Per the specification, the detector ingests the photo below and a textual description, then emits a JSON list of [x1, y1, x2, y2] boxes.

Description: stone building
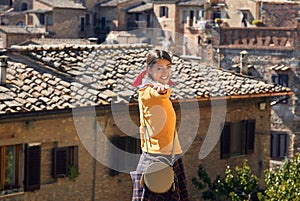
[[218, 48, 300, 168], [94, 0, 150, 42], [209, 1, 300, 166], [0, 43, 291, 200], [0, 0, 89, 48]]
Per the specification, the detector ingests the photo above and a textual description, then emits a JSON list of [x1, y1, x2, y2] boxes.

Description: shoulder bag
[[140, 109, 177, 194]]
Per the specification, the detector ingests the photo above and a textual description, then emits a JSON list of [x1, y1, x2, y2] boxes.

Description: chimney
[[239, 50, 248, 75], [0, 55, 8, 85]]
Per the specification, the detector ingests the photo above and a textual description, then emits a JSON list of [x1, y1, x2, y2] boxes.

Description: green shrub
[[252, 19, 263, 25], [68, 165, 80, 182], [192, 160, 263, 201], [263, 153, 300, 200]]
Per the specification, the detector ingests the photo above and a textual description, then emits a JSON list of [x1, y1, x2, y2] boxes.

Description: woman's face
[[147, 59, 172, 85]]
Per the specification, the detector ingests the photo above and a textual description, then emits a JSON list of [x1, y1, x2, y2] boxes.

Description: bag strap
[[141, 105, 176, 166]]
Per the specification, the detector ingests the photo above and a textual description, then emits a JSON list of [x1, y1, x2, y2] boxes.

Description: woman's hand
[[153, 85, 168, 95]]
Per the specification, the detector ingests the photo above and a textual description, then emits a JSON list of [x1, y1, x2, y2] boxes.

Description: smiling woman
[[130, 49, 189, 201], [147, 59, 172, 86]]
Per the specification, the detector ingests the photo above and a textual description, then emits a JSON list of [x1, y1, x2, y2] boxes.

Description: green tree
[[192, 160, 262, 201], [192, 165, 225, 200], [263, 152, 300, 201], [224, 160, 262, 201]]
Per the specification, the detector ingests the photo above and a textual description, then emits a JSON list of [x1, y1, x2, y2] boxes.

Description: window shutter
[[279, 134, 287, 158], [165, 7, 169, 18], [221, 123, 230, 159], [53, 147, 68, 178], [271, 133, 278, 158], [246, 119, 255, 154], [159, 6, 163, 17], [271, 74, 278, 84], [24, 144, 41, 191]]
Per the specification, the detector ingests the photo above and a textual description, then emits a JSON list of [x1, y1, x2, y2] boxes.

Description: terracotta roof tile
[[0, 44, 292, 115], [36, 0, 85, 9]]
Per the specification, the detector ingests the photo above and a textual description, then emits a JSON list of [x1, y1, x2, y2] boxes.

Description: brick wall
[[262, 2, 299, 28], [0, 97, 270, 200], [49, 8, 86, 38]]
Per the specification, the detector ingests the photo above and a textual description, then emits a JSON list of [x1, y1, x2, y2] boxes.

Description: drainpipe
[[92, 116, 97, 201], [0, 55, 8, 85]]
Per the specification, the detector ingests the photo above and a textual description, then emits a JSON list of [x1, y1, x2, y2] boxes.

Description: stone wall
[[47, 9, 86, 38], [13, 0, 33, 12], [223, 0, 258, 27], [262, 2, 299, 28], [220, 50, 299, 157]]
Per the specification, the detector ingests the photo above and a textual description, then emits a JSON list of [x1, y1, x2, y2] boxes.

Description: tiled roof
[[20, 38, 92, 46], [0, 43, 291, 115], [97, 0, 132, 7], [178, 0, 206, 6], [36, 0, 85, 9], [26, 9, 52, 14], [0, 26, 45, 34], [127, 3, 153, 13], [269, 64, 290, 71]]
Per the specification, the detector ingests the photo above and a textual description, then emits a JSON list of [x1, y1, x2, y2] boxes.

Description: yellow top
[[138, 86, 182, 155]]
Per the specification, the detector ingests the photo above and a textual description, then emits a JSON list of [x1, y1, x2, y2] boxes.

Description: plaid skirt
[[130, 152, 189, 201]]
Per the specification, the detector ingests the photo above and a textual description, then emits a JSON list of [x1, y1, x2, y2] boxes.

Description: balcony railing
[[216, 27, 297, 50]]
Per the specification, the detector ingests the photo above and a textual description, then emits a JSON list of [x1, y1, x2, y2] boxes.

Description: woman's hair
[[146, 49, 172, 68]]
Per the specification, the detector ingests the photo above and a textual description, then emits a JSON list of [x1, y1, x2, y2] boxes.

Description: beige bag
[[141, 161, 175, 193], [140, 107, 177, 193]]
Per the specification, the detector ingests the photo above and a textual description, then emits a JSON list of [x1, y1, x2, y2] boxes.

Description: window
[[17, 21, 25, 26], [93, 13, 97, 26], [272, 74, 288, 87], [39, 14, 45, 25], [183, 10, 188, 23], [53, 146, 78, 178], [221, 120, 255, 159], [272, 74, 289, 104], [80, 17, 85, 32], [46, 14, 53, 25], [21, 3, 28, 11], [86, 14, 90, 25], [101, 17, 106, 29], [159, 6, 169, 18], [0, 145, 22, 191], [213, 9, 221, 20], [196, 9, 204, 22], [27, 15, 33, 25], [271, 133, 288, 159], [24, 143, 41, 191], [189, 10, 194, 26], [110, 136, 141, 176]]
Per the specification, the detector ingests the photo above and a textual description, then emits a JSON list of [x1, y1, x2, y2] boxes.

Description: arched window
[[17, 21, 25, 26], [21, 3, 28, 11]]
